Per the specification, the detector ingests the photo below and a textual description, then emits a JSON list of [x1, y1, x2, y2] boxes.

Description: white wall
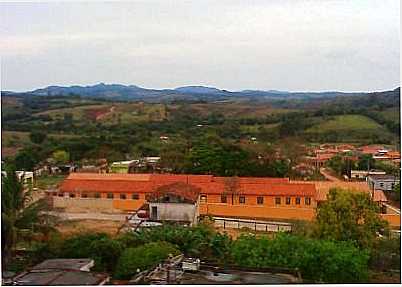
[[149, 202, 198, 224]]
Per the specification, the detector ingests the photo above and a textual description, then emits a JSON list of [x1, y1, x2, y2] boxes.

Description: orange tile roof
[[149, 182, 201, 203], [60, 173, 316, 197]]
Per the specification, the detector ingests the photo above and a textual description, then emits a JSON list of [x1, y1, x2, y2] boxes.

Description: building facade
[[54, 173, 317, 221], [367, 175, 400, 191]]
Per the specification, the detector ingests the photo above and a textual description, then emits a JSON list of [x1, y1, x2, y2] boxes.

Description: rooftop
[[368, 175, 399, 181], [12, 259, 108, 286], [60, 173, 316, 197], [31, 259, 94, 271]]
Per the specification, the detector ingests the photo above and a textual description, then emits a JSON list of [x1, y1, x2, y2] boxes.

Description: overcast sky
[[0, 0, 400, 92]]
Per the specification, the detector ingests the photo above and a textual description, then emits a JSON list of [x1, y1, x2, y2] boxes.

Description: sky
[[0, 0, 400, 92]]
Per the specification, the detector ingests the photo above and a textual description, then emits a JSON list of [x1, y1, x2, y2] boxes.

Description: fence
[[212, 217, 292, 232]]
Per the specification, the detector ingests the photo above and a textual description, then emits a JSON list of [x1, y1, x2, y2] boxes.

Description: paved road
[[319, 168, 341, 182]]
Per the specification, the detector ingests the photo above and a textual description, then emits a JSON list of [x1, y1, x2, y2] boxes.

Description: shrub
[[114, 241, 180, 280], [231, 233, 369, 283], [88, 237, 124, 272]]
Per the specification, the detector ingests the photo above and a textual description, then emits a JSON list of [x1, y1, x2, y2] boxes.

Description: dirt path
[[319, 168, 341, 182]]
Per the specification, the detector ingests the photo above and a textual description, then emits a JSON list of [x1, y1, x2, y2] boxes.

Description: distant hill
[[2, 83, 400, 103]]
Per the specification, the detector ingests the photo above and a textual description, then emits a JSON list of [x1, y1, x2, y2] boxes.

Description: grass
[[2, 131, 81, 148], [35, 175, 67, 189], [305, 115, 393, 143], [307, 115, 383, 132], [239, 123, 280, 133], [378, 107, 400, 123]]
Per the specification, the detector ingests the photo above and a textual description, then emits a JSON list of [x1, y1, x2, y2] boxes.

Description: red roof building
[[56, 173, 317, 221]]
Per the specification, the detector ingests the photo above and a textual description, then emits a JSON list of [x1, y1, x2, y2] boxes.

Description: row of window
[[57, 192, 140, 200], [57, 192, 311, 205], [200, 195, 311, 206]]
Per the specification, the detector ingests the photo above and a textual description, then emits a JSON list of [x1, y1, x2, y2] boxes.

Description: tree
[[15, 149, 39, 171], [231, 233, 369, 283], [114, 242, 180, 279], [357, 154, 374, 171], [52, 150, 70, 165], [2, 166, 57, 266], [29, 132, 47, 144], [314, 188, 388, 249], [223, 176, 242, 205]]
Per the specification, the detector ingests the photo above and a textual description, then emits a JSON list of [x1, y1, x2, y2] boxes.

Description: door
[[151, 206, 158, 220]]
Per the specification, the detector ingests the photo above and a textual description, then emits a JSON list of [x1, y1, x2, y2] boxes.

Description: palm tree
[[2, 166, 58, 267]]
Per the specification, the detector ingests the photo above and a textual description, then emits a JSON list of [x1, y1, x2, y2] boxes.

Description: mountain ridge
[[2, 83, 400, 103]]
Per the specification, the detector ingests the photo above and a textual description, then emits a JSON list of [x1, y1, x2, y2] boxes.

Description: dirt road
[[319, 168, 341, 182]]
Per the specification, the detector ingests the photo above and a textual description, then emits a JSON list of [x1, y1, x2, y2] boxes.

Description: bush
[[88, 237, 124, 272], [59, 232, 109, 259], [114, 241, 180, 280], [231, 233, 369, 283]]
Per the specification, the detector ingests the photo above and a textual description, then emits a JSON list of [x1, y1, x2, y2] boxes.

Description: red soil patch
[[85, 107, 111, 121]]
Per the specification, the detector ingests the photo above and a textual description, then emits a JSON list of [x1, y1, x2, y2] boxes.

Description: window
[[94, 192, 101, 198], [69, 193, 75, 198], [239, 196, 245, 204], [221, 195, 227, 203], [257, 196, 264, 205], [132, 193, 140, 200], [286, 197, 291, 205], [81, 193, 88, 198], [58, 193, 64, 197], [120, 194, 127, 200], [107, 193, 114, 199], [275, 197, 281, 205], [296, 197, 301, 205], [200, 195, 207, 203], [305, 197, 311, 205]]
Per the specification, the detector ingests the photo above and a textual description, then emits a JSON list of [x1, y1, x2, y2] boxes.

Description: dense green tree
[[231, 233, 369, 283], [114, 242, 180, 279], [52, 150, 70, 165], [2, 166, 56, 266], [29, 131, 47, 144], [15, 149, 39, 171], [314, 188, 388, 249]]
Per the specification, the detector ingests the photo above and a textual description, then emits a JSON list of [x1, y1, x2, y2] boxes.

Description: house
[[2, 171, 34, 187], [367, 175, 400, 192], [147, 182, 200, 225], [54, 173, 317, 221], [350, 170, 386, 180], [110, 160, 139, 174], [12, 259, 109, 285]]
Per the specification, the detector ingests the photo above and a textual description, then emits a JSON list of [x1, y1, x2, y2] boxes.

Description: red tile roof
[[149, 182, 201, 203], [60, 173, 316, 198]]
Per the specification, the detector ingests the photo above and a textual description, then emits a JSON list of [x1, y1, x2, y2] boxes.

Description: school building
[[53, 173, 317, 222]]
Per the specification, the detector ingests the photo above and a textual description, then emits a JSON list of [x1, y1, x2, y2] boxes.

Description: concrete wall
[[380, 214, 401, 228], [52, 197, 119, 213], [199, 203, 315, 221], [149, 202, 198, 224]]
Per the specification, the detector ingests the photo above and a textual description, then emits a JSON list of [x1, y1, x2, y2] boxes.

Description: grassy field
[[178, 102, 295, 119], [307, 115, 384, 132], [33, 104, 111, 121], [378, 107, 400, 123], [239, 123, 280, 133], [305, 115, 393, 143], [35, 175, 67, 189]]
